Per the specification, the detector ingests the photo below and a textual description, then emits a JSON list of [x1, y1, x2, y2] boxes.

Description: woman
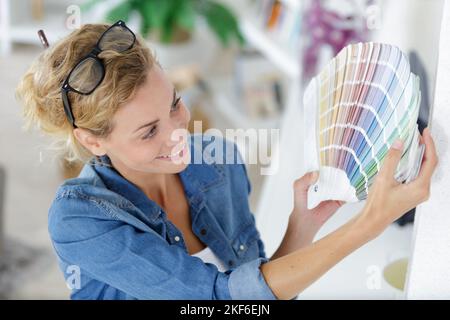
[[16, 21, 437, 300]]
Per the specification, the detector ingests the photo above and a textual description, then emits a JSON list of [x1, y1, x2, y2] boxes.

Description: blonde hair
[[16, 23, 157, 164]]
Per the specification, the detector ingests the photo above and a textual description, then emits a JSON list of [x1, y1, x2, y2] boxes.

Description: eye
[[142, 126, 157, 140], [171, 96, 182, 112]]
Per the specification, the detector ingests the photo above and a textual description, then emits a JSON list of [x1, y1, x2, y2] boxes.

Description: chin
[[153, 146, 191, 174], [165, 162, 189, 174]]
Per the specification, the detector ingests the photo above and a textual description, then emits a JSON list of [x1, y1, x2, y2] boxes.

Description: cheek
[[116, 139, 161, 166], [180, 103, 191, 124], [186, 107, 191, 122], [138, 141, 164, 163]]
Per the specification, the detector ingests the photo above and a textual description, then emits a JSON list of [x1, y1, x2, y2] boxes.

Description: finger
[[378, 139, 404, 182], [411, 127, 438, 185], [314, 200, 341, 220], [294, 171, 319, 192], [336, 200, 345, 207], [317, 200, 340, 210]]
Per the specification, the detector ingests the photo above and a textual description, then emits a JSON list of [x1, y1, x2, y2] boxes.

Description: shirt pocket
[[231, 221, 261, 264]]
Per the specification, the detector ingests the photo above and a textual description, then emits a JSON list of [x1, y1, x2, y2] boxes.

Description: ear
[[73, 128, 107, 156]]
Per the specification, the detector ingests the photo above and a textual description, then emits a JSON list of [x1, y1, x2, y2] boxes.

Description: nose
[[162, 101, 190, 148], [164, 120, 187, 148]]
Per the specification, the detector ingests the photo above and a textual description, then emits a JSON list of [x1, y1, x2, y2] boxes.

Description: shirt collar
[[90, 138, 225, 219]]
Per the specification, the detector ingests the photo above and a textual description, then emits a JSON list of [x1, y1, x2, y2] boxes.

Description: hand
[[290, 171, 345, 245], [359, 127, 438, 239]]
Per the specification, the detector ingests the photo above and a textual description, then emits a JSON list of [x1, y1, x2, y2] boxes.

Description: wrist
[[288, 211, 316, 246], [353, 205, 385, 242]]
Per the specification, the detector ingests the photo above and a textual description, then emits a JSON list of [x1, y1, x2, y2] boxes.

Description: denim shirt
[[48, 135, 277, 300]]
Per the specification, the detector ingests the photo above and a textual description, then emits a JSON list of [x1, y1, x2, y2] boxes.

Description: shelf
[[9, 13, 70, 45], [212, 92, 280, 130], [280, 0, 302, 11], [239, 19, 300, 79], [208, 77, 280, 130], [1, 0, 89, 52]]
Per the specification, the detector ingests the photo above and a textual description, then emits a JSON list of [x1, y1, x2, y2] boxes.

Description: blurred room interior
[[0, 0, 446, 299]]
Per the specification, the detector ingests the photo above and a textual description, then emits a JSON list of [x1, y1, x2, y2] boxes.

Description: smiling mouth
[[155, 143, 187, 161]]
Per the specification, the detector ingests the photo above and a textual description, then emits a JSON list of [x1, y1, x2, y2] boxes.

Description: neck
[[108, 157, 174, 207]]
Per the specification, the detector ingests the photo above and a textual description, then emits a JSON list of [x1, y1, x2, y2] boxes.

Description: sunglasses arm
[[61, 87, 78, 128]]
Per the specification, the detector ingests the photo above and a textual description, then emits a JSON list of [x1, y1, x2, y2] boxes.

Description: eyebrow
[[133, 87, 177, 134]]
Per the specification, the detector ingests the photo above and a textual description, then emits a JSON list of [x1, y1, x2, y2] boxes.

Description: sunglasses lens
[[98, 25, 135, 52], [68, 57, 104, 94]]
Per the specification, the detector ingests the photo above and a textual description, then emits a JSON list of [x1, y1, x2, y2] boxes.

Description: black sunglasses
[[61, 20, 136, 128]]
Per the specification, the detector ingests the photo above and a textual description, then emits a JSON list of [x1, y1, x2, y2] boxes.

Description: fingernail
[[311, 171, 319, 182], [392, 139, 403, 150]]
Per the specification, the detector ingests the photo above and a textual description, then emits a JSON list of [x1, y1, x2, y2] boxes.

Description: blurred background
[[0, 0, 444, 299]]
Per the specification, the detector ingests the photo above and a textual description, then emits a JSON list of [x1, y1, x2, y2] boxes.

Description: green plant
[[82, 0, 244, 46]]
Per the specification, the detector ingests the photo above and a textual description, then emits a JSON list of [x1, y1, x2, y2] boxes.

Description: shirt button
[[174, 236, 180, 242], [200, 228, 207, 236], [228, 260, 234, 267], [239, 244, 245, 251]]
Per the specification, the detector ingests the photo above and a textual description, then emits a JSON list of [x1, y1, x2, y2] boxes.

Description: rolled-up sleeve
[[49, 195, 277, 300], [228, 257, 276, 299]]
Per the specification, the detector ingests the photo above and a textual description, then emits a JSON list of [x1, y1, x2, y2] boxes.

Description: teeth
[[157, 143, 185, 159]]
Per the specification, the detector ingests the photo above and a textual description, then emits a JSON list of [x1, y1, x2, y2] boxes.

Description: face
[[95, 66, 191, 174]]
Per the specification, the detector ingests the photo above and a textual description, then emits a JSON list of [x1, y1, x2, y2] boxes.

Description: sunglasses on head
[[59, 20, 136, 128]]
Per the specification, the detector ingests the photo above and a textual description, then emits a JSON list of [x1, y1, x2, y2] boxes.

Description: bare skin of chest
[[147, 174, 206, 255]]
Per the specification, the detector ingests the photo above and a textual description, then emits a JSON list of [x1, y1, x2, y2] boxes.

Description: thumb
[[294, 171, 319, 193], [379, 139, 403, 181]]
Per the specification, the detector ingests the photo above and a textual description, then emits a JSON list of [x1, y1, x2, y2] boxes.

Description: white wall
[[405, 0, 450, 299], [255, 0, 447, 298], [372, 0, 444, 107]]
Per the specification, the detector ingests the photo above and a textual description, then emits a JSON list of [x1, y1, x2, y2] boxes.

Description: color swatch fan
[[303, 42, 425, 209]]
